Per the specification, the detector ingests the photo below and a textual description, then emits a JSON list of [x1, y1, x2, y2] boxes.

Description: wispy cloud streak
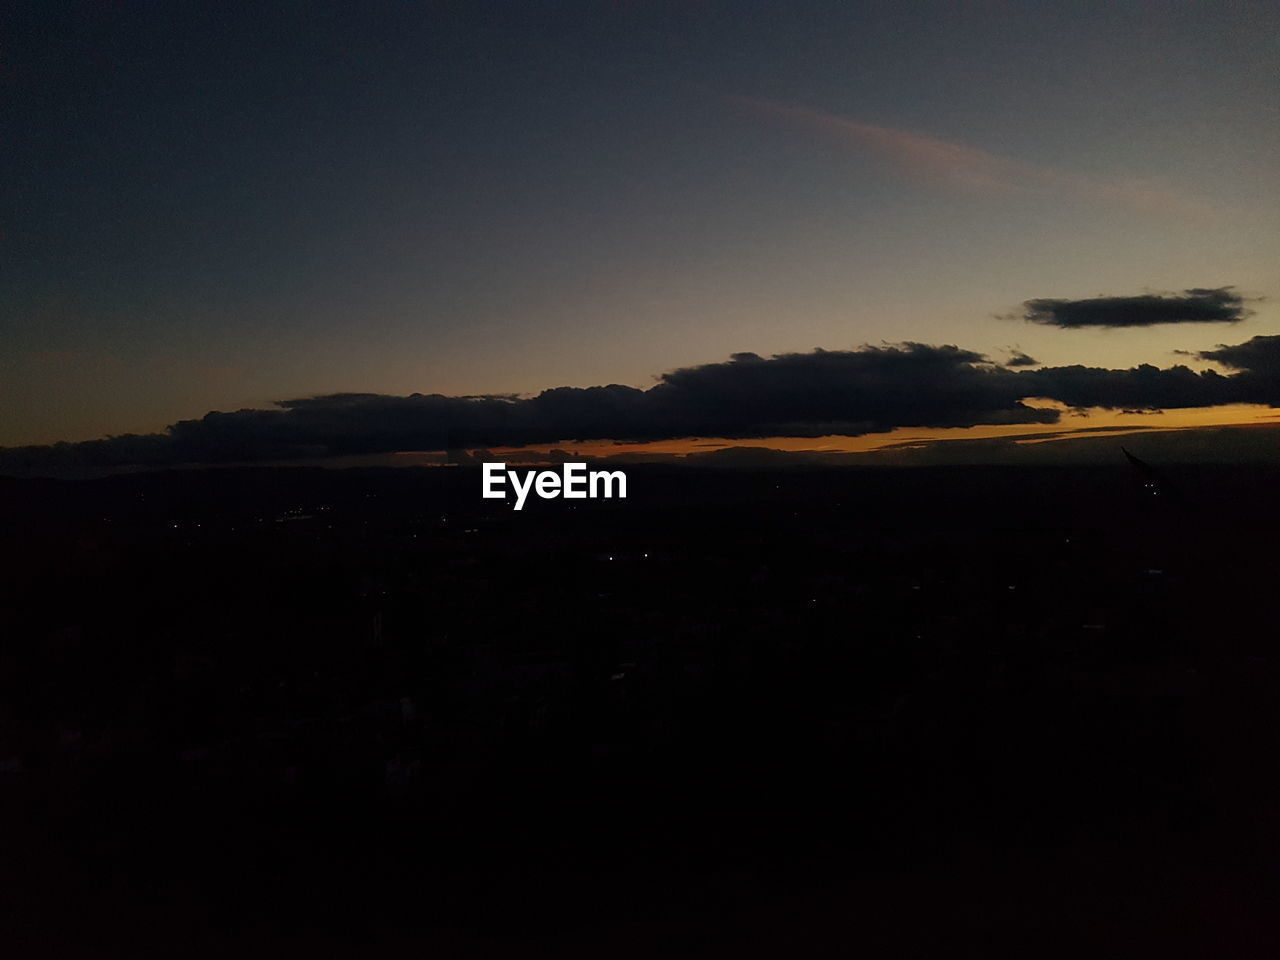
[[734, 96, 1222, 219]]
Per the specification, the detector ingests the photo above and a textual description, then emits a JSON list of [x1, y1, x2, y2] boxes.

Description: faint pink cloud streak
[[735, 96, 1221, 220]]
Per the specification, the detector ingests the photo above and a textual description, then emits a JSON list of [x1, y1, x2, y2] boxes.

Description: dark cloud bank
[[3, 335, 1279, 475], [1020, 287, 1252, 328]]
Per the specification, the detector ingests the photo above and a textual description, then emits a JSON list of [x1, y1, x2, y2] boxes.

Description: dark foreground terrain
[[1, 461, 1277, 956]]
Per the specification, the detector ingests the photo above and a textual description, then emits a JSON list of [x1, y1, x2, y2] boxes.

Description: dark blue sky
[[4, 0, 1277, 445]]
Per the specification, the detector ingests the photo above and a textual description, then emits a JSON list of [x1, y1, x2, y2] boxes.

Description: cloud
[[1198, 334, 1280, 371], [1019, 363, 1235, 410], [733, 97, 1223, 219], [1017, 334, 1280, 412], [649, 343, 1056, 435], [3, 334, 1279, 475], [1020, 287, 1252, 328], [0, 343, 1047, 474], [1006, 350, 1039, 367]]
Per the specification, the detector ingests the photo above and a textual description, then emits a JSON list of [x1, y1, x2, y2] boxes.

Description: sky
[[3, 0, 1278, 466]]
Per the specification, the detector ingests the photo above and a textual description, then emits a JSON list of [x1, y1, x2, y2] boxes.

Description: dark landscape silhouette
[[2, 459, 1277, 955]]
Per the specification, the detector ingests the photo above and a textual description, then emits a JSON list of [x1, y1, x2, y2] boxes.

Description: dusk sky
[[4, 0, 1278, 461]]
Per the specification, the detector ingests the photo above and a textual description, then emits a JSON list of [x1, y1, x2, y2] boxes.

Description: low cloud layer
[[1198, 334, 1280, 371], [3, 335, 1278, 475], [1021, 287, 1251, 328]]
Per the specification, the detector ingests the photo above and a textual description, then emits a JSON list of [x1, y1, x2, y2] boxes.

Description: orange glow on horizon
[[474, 403, 1274, 459]]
